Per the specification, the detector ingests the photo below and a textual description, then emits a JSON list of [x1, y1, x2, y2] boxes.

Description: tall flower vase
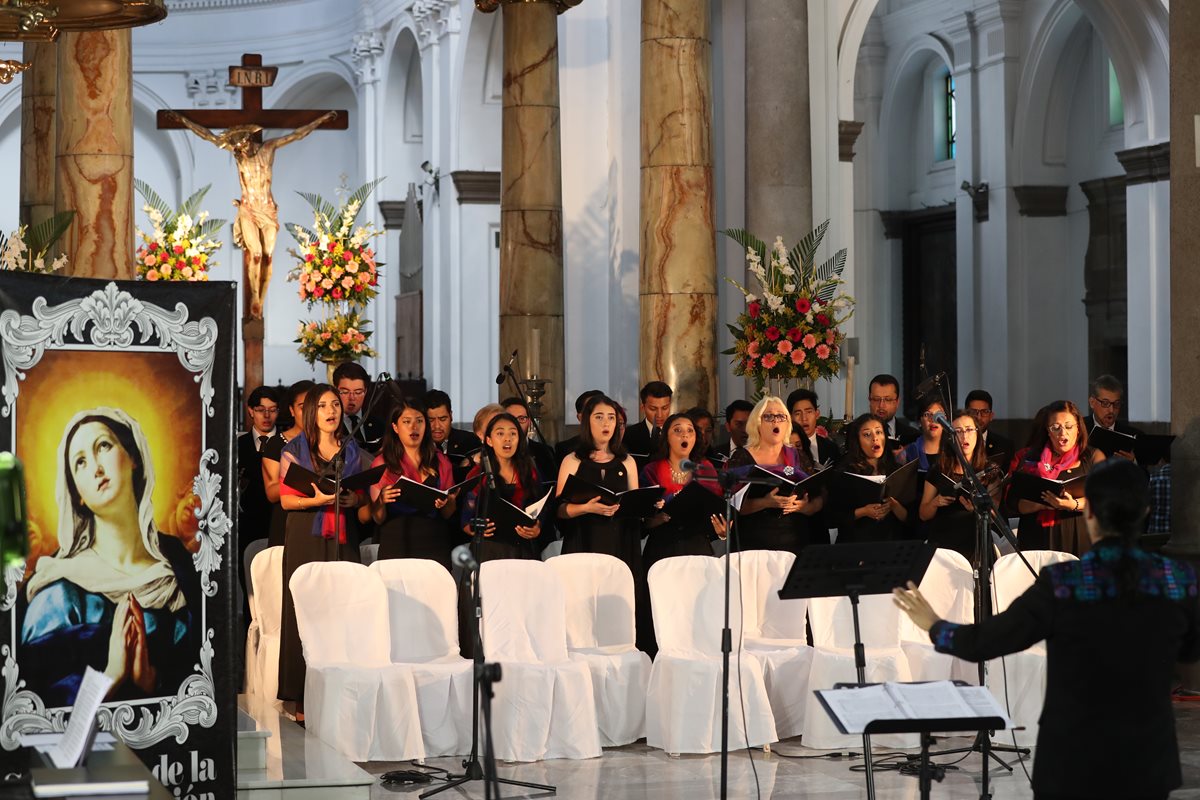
[[323, 360, 344, 384], [769, 376, 814, 399]]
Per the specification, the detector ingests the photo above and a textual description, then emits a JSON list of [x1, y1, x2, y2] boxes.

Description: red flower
[[748, 301, 761, 319], [332, 288, 343, 299], [313, 287, 325, 298], [795, 297, 812, 314], [173, 245, 184, 255], [787, 327, 801, 342], [765, 326, 781, 341], [305, 253, 315, 262], [816, 313, 830, 326], [761, 353, 779, 369]]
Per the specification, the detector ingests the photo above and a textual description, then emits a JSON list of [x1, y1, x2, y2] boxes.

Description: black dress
[[726, 447, 816, 555], [828, 465, 906, 543], [1014, 451, 1095, 556], [928, 540, 1200, 799], [377, 472, 454, 569], [921, 468, 977, 560], [260, 433, 290, 548]]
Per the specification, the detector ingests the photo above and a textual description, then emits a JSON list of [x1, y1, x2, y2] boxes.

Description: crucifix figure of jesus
[[166, 109, 335, 319]]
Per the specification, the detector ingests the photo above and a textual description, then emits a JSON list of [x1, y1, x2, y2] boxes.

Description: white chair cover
[[479, 560, 602, 761], [900, 548, 977, 684], [360, 542, 381, 566], [242, 538, 270, 696], [289, 562, 425, 762], [370, 559, 474, 756], [734, 550, 814, 739], [987, 549, 1078, 746], [804, 592, 915, 749], [645, 556, 777, 754], [546, 553, 651, 746], [248, 546, 284, 703]]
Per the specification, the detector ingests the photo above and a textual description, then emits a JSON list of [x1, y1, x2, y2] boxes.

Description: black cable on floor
[[731, 525, 762, 800]]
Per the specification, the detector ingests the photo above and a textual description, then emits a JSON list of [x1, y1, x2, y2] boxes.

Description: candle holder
[[524, 375, 552, 438]]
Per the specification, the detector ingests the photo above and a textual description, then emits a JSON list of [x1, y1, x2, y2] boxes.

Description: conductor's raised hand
[[892, 581, 941, 632]]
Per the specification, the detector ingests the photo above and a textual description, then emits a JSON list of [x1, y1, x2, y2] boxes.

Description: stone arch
[[0, 82, 22, 228]]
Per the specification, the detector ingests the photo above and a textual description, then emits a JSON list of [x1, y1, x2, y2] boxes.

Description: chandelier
[[0, 0, 167, 41]]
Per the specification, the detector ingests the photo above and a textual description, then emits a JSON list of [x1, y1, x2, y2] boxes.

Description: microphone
[[0, 452, 29, 570], [932, 412, 955, 431], [680, 458, 703, 472], [495, 350, 518, 385], [915, 371, 946, 399], [451, 543, 478, 570], [479, 444, 497, 489]]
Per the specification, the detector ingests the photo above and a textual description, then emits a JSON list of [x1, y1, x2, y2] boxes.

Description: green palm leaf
[[721, 228, 767, 266], [296, 191, 338, 223], [345, 178, 385, 220], [197, 218, 228, 239], [287, 223, 317, 245], [134, 179, 175, 223], [26, 210, 75, 256], [179, 184, 212, 220], [787, 219, 830, 276]]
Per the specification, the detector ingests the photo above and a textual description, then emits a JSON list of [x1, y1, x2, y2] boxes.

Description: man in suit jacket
[[424, 388, 482, 460], [622, 380, 673, 465], [895, 459, 1200, 800], [786, 387, 842, 467], [868, 373, 919, 446], [714, 399, 754, 461], [334, 361, 386, 453], [965, 388, 1014, 467], [237, 385, 278, 630], [1085, 375, 1143, 462]]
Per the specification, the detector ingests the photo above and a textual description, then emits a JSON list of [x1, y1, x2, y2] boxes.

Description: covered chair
[[899, 548, 977, 683], [645, 556, 777, 754], [988, 550, 1078, 747], [546, 553, 651, 746], [247, 546, 284, 703], [734, 550, 814, 739], [478, 559, 602, 761], [289, 562, 425, 761], [370, 558, 474, 756], [804, 592, 915, 749]]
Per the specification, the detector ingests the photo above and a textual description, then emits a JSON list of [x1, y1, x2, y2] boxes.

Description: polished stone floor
[[359, 702, 1200, 799]]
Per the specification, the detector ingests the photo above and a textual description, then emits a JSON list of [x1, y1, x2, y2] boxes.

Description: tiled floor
[[358, 703, 1200, 799]]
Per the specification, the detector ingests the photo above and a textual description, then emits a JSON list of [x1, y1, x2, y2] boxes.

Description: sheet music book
[[1007, 470, 1086, 506], [815, 681, 1013, 735], [394, 474, 482, 512], [1088, 426, 1137, 458], [487, 488, 553, 543], [744, 464, 834, 501], [282, 463, 386, 497], [560, 473, 665, 519], [659, 480, 726, 526], [931, 470, 967, 499], [845, 460, 920, 506], [1135, 434, 1175, 465]]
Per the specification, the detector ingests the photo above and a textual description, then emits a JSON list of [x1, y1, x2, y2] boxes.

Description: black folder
[[843, 460, 920, 506], [1007, 470, 1086, 506], [487, 489, 553, 542], [931, 470, 967, 499], [745, 464, 834, 500], [660, 480, 727, 526], [1135, 433, 1175, 465], [1088, 426, 1137, 458], [282, 463, 386, 497], [394, 474, 482, 513], [560, 473, 665, 519]]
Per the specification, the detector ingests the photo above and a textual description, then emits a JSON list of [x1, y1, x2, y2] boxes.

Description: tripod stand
[[421, 453, 555, 799]]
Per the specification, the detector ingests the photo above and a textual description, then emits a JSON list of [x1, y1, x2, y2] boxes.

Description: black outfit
[[982, 429, 1014, 466], [260, 433, 290, 547], [1014, 449, 1096, 556], [1083, 414, 1143, 438], [343, 412, 386, 454], [828, 463, 907, 543], [237, 431, 273, 632], [622, 420, 662, 464], [921, 468, 977, 560], [928, 539, 1200, 800], [879, 416, 920, 445], [528, 439, 558, 491], [377, 473, 454, 569], [437, 428, 482, 483], [554, 435, 581, 466], [726, 447, 816, 556]]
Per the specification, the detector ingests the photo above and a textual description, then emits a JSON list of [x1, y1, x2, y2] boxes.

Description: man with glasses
[[868, 373, 919, 447], [333, 362, 384, 453], [1085, 375, 1141, 461], [964, 388, 1013, 466], [237, 385, 278, 631]]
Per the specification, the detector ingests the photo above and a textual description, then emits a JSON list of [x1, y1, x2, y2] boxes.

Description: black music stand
[[779, 541, 936, 800], [816, 683, 1005, 800]]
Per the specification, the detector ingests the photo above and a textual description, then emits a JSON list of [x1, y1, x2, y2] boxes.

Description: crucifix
[[157, 53, 348, 393]]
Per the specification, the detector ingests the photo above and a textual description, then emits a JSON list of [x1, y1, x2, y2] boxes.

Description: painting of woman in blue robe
[[20, 407, 200, 707]]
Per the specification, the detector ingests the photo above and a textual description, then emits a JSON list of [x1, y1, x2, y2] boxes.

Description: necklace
[[669, 463, 692, 484]]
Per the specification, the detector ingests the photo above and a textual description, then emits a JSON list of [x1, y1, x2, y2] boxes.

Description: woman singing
[[261, 380, 314, 547], [459, 412, 549, 563], [902, 397, 946, 472], [277, 384, 368, 710], [725, 396, 823, 554], [918, 409, 1001, 560], [1011, 400, 1104, 555], [369, 398, 457, 569], [896, 459, 1199, 800], [22, 408, 199, 706], [829, 414, 909, 543]]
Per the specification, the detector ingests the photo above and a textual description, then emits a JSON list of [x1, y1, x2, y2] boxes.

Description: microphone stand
[[500, 362, 551, 447]]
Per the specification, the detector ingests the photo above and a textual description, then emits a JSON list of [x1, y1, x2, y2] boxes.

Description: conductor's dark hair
[[247, 385, 280, 408], [1089, 374, 1124, 398], [868, 374, 901, 395], [964, 389, 994, 409], [724, 399, 754, 421], [424, 389, 453, 413], [574, 394, 629, 460], [640, 381, 673, 403], [574, 389, 604, 415], [786, 388, 819, 412], [1086, 458, 1151, 597], [332, 362, 370, 386]]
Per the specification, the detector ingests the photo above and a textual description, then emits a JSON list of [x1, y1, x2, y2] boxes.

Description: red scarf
[[1027, 444, 1080, 527]]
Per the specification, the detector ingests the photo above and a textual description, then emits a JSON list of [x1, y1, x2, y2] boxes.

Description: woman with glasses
[[1011, 400, 1105, 555], [724, 395, 824, 554], [829, 414, 909, 543], [918, 410, 1001, 560], [902, 397, 946, 472]]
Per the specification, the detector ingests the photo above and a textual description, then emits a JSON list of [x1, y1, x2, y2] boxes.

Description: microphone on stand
[[915, 371, 947, 400], [495, 351, 518, 385], [451, 544, 479, 570]]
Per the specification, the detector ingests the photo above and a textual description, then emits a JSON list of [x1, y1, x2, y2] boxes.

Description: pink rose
[[747, 340, 760, 357], [341, 276, 354, 289], [143, 255, 156, 267], [816, 344, 831, 359], [145, 269, 160, 281], [321, 278, 334, 290], [761, 353, 778, 369], [776, 339, 793, 354], [341, 333, 353, 344], [802, 333, 817, 349], [790, 349, 806, 365]]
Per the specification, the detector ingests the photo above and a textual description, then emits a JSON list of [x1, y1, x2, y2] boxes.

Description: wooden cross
[[157, 54, 349, 397]]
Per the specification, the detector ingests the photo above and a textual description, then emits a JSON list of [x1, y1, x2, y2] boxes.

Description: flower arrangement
[[0, 211, 74, 273], [134, 181, 226, 282], [286, 178, 385, 367], [295, 310, 377, 366], [722, 219, 854, 393]]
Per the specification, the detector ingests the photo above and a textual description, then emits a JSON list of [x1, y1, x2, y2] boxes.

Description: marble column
[[1167, 3, 1200, 559], [640, 0, 717, 412], [55, 30, 134, 280], [489, 0, 567, 443], [20, 42, 56, 229], [744, 0, 811, 242]]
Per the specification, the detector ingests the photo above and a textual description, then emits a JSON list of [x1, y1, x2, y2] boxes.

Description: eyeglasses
[[953, 427, 977, 436], [1093, 398, 1121, 410], [251, 406, 278, 415], [338, 388, 367, 399], [921, 412, 942, 421], [512, 414, 530, 424], [1048, 423, 1077, 434], [761, 413, 789, 423], [869, 396, 897, 404]]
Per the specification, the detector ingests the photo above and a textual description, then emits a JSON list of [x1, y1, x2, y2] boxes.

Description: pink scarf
[[1034, 444, 1079, 526]]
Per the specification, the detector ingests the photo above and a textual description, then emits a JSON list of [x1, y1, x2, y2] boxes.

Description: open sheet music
[[815, 681, 1013, 735]]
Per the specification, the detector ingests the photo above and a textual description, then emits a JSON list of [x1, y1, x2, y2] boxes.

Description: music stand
[[779, 541, 936, 800]]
